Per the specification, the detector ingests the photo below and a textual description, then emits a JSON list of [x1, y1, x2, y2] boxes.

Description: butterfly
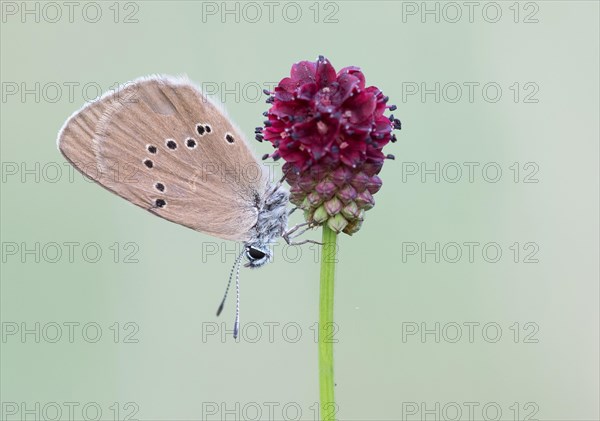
[[57, 75, 316, 337]]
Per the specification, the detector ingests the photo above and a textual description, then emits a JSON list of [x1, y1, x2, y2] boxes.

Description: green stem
[[319, 225, 337, 421]]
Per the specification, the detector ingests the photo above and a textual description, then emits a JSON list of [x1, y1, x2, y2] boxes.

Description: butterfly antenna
[[216, 250, 244, 317], [234, 257, 242, 339]]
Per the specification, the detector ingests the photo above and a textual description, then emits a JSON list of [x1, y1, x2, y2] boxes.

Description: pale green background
[[1, 1, 598, 420]]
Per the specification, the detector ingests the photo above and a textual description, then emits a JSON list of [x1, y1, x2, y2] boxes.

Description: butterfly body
[[245, 184, 290, 267]]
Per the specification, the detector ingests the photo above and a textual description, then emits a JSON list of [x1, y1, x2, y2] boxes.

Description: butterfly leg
[[266, 171, 290, 199], [284, 221, 310, 237], [288, 206, 299, 216], [285, 238, 323, 246], [286, 227, 312, 241], [283, 222, 323, 246]]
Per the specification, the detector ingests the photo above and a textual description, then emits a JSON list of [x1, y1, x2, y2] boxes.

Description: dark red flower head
[[257, 56, 400, 234]]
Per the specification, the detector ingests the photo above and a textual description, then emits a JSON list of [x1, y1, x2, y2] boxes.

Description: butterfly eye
[[246, 247, 266, 260]]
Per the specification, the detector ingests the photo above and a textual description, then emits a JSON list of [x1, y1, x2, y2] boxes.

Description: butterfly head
[[244, 244, 271, 268]]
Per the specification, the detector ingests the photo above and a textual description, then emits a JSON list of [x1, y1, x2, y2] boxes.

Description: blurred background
[[1, 1, 598, 420]]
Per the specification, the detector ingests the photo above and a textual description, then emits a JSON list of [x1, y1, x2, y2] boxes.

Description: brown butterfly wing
[[57, 75, 267, 242]]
